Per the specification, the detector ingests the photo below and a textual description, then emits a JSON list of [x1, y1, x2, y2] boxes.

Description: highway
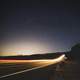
[[0, 54, 65, 80]]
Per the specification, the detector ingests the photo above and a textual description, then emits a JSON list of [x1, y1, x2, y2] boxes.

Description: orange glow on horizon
[[1, 40, 55, 56]]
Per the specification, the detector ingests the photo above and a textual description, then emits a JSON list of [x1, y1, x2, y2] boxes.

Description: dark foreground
[[0, 62, 57, 80], [0, 61, 80, 80]]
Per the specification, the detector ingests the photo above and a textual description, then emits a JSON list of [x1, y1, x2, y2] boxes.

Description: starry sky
[[0, 0, 80, 56]]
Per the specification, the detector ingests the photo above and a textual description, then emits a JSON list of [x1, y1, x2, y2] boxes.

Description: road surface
[[0, 54, 65, 80]]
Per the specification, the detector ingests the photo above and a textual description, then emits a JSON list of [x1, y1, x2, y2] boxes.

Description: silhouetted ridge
[[0, 52, 64, 60]]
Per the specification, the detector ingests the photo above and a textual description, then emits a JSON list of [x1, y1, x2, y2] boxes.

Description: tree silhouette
[[70, 43, 80, 61]]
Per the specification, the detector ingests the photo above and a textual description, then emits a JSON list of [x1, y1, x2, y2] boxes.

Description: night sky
[[0, 0, 80, 56]]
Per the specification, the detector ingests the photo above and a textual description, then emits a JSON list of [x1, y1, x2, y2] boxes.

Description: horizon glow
[[1, 40, 56, 56]]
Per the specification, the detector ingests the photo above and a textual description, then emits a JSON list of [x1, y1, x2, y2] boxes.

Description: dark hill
[[70, 43, 80, 61], [0, 52, 64, 60]]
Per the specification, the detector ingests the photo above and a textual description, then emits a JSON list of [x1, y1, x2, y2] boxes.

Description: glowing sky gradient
[[1, 40, 55, 56], [0, 1, 80, 56]]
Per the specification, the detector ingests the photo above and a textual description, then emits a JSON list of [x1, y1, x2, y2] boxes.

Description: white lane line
[[0, 63, 53, 79]]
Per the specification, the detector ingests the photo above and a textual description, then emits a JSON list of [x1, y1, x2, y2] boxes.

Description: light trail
[[0, 54, 66, 63], [0, 54, 66, 79]]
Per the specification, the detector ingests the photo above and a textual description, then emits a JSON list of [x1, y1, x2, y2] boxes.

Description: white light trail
[[0, 54, 66, 79]]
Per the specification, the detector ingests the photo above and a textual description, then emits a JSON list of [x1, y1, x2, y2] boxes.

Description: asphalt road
[[0, 55, 80, 80], [0, 62, 59, 80], [0, 61, 80, 80]]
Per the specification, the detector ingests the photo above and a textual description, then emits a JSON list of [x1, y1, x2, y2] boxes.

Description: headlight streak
[[0, 54, 66, 64], [0, 54, 66, 79]]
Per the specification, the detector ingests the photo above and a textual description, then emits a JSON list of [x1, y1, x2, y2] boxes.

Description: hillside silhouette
[[70, 43, 80, 61], [0, 52, 64, 60]]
